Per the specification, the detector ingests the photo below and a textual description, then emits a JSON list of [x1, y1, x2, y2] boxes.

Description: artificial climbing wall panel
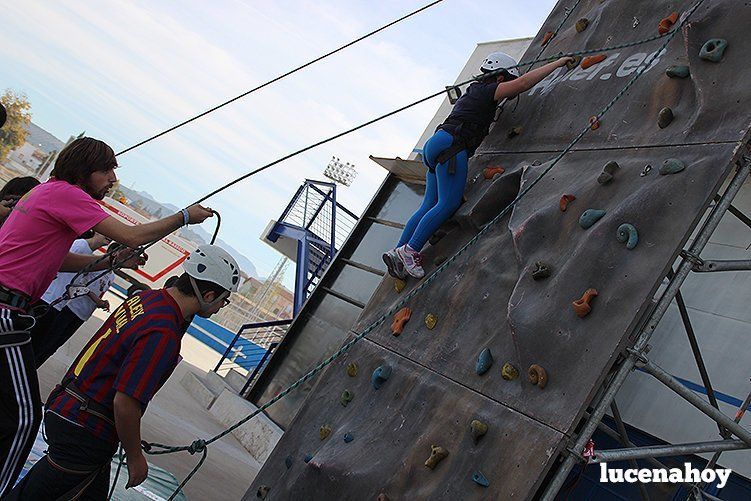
[[248, 0, 751, 498]]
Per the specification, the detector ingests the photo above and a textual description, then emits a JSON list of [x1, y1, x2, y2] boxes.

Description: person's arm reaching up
[[494, 57, 574, 101]]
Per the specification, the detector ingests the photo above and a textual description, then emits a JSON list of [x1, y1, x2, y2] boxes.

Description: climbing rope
[[527, 0, 584, 70], [114, 0, 445, 157], [135, 5, 706, 499]]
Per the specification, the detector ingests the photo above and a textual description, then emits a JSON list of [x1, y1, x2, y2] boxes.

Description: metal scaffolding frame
[[541, 153, 751, 501]]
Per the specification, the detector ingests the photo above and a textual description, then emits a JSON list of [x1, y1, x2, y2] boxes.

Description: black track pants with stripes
[[0, 308, 42, 498]]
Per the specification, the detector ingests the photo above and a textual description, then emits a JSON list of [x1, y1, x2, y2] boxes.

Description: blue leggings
[[397, 129, 468, 251]]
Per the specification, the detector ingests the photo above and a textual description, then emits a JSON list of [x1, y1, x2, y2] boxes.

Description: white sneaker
[[395, 244, 425, 279], [382, 248, 406, 279]]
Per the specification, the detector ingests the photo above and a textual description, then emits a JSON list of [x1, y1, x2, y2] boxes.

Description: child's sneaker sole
[[382, 251, 407, 279]]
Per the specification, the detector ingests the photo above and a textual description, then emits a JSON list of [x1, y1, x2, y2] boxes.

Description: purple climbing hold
[[472, 471, 490, 487]]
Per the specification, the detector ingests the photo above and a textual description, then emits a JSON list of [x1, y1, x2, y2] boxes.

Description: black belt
[[0, 285, 29, 311], [49, 380, 115, 426]]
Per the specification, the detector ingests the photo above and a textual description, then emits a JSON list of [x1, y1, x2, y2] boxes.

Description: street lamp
[[323, 156, 357, 187]]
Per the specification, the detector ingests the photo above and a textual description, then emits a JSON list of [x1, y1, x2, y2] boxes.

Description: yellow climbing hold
[[346, 363, 358, 377], [501, 363, 519, 381], [394, 279, 406, 293], [320, 424, 332, 440], [425, 314, 437, 330]]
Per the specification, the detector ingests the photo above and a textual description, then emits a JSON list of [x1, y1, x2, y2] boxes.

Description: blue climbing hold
[[616, 224, 639, 250], [579, 209, 606, 229], [472, 471, 490, 487], [371, 365, 392, 390], [476, 348, 493, 375], [304, 453, 313, 463], [344, 432, 354, 443], [285, 455, 293, 468], [699, 38, 728, 62]]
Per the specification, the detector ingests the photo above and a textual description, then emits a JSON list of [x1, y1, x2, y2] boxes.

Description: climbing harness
[[109, 2, 708, 496], [46, 376, 115, 426], [434, 119, 488, 174]]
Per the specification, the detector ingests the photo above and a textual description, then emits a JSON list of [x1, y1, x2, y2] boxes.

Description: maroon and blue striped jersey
[[48, 289, 188, 442]]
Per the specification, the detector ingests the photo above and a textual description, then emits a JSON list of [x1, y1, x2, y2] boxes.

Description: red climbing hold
[[541, 31, 554, 47], [583, 439, 596, 461], [573, 288, 598, 318], [581, 54, 607, 70], [589, 116, 600, 130], [391, 307, 412, 336], [658, 12, 679, 35], [483, 167, 505, 180], [559, 194, 576, 212]]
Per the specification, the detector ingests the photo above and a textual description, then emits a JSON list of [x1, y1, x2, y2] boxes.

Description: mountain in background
[[117, 186, 259, 279]]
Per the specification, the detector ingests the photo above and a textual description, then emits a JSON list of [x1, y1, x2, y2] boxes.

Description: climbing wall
[[248, 1, 751, 499]]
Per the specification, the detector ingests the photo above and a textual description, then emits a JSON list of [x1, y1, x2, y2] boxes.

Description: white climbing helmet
[[480, 51, 520, 78], [183, 245, 240, 310]]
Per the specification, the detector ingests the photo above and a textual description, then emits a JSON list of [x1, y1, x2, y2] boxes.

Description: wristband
[[180, 208, 190, 226]]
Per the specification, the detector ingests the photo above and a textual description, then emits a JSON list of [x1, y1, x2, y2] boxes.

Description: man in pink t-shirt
[[0, 137, 214, 495]]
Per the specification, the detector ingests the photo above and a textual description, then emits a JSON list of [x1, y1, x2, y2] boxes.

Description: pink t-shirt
[[0, 178, 109, 300]]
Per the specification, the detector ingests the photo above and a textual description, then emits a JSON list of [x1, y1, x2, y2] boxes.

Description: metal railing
[[212, 319, 292, 394]]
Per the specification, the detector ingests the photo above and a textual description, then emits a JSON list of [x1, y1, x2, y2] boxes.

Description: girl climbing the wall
[[382, 52, 574, 279]]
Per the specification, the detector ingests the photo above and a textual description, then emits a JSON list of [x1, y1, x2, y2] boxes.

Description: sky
[[1, 0, 556, 285]]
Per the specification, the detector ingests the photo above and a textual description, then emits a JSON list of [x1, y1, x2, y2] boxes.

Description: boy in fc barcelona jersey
[[10, 245, 240, 500]]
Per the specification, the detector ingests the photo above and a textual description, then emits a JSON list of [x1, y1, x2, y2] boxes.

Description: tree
[[0, 89, 32, 163]]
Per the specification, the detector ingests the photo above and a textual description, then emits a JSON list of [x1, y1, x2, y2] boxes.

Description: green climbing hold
[[472, 472, 490, 487], [346, 363, 358, 377], [470, 419, 488, 444], [343, 432, 354, 443], [597, 161, 619, 185], [666, 65, 690, 79], [320, 424, 332, 440], [476, 348, 493, 375], [501, 362, 519, 381], [616, 223, 639, 250], [257, 486, 270, 499], [566, 55, 582, 70], [579, 209, 606, 229], [575, 18, 589, 33], [371, 365, 392, 389], [425, 314, 437, 330], [699, 39, 728, 62], [660, 158, 686, 175], [340, 389, 354, 407], [658, 107, 674, 129]]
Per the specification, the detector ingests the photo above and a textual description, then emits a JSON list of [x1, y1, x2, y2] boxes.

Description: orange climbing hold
[[573, 288, 598, 318], [581, 54, 607, 70], [589, 116, 600, 130], [391, 307, 412, 336], [658, 12, 679, 35], [483, 167, 505, 180], [541, 31, 554, 47], [559, 194, 576, 212]]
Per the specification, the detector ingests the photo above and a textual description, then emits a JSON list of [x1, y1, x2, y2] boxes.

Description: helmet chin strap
[[188, 276, 230, 313]]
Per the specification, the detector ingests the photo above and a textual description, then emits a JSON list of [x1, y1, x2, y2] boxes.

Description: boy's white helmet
[[183, 244, 240, 292]]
